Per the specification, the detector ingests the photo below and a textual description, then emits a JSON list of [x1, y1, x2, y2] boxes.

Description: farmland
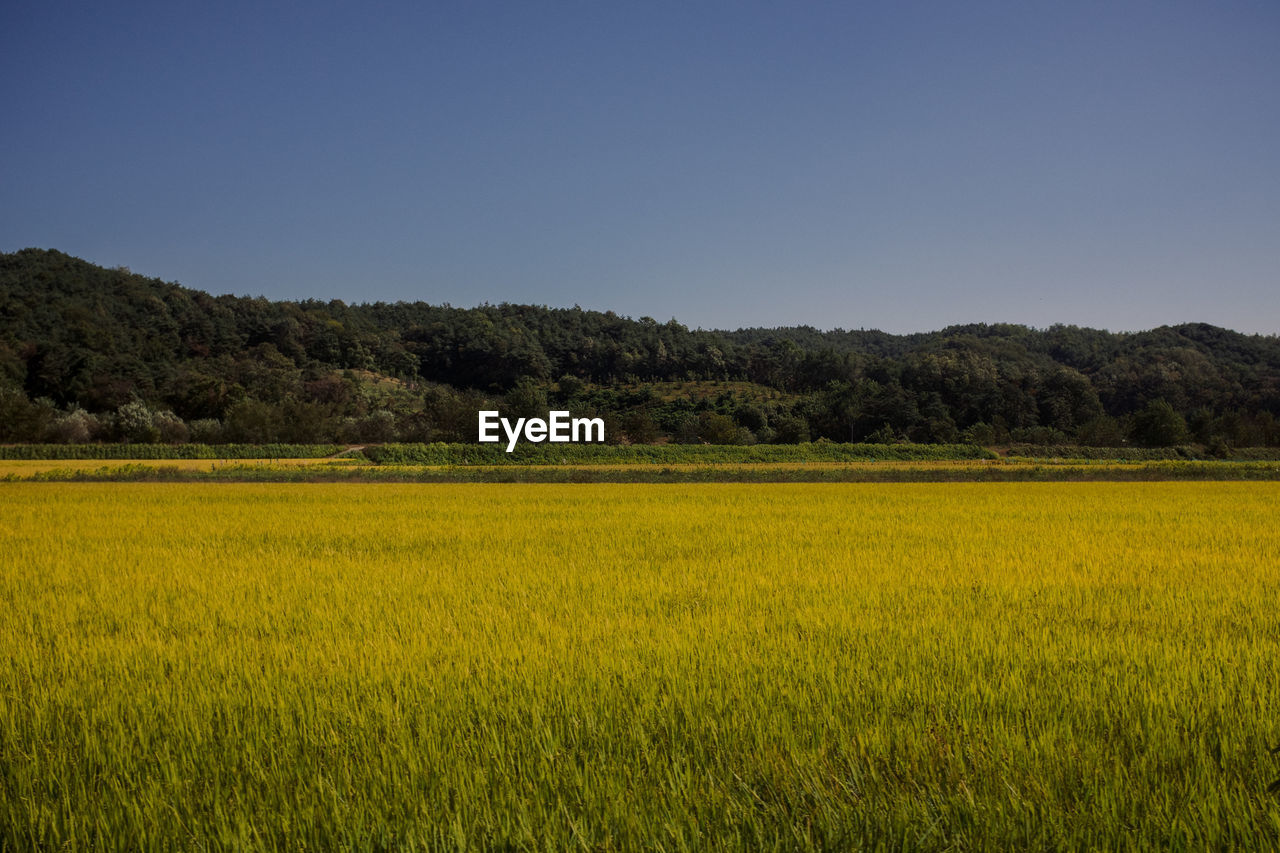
[[5, 455, 1280, 484], [3, 482, 1279, 849]]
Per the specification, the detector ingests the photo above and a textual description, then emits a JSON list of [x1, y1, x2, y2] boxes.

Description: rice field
[[2, 482, 1279, 850]]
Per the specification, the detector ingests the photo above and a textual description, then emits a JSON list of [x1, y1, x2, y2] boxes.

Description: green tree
[[771, 415, 809, 444], [620, 410, 660, 444], [1129, 399, 1189, 447], [113, 401, 159, 443], [223, 399, 281, 443], [1076, 415, 1125, 447]]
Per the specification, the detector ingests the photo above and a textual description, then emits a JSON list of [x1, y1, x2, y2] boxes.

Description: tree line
[[2, 248, 1278, 448]]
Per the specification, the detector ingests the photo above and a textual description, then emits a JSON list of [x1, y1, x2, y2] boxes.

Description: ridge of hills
[[1, 247, 1278, 447]]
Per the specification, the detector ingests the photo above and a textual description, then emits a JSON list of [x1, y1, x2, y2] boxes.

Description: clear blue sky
[[3, 1, 1277, 334]]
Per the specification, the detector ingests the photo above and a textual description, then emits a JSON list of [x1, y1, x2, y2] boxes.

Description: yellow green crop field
[[2, 482, 1279, 850]]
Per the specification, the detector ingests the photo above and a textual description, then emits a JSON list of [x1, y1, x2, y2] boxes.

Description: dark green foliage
[[1130, 399, 1190, 447], [3, 249, 1279, 447]]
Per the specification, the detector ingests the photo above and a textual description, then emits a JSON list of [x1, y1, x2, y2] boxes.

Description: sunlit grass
[[2, 483, 1278, 849]]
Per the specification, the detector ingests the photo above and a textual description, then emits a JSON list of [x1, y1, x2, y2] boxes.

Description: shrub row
[[0, 444, 344, 460], [12, 460, 1280, 483], [1001, 444, 1280, 462], [362, 442, 998, 465]]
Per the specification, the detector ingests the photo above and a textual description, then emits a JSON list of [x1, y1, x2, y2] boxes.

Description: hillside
[[2, 248, 1278, 447]]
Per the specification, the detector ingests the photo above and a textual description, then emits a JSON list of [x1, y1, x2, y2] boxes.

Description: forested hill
[[2, 247, 1278, 447]]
